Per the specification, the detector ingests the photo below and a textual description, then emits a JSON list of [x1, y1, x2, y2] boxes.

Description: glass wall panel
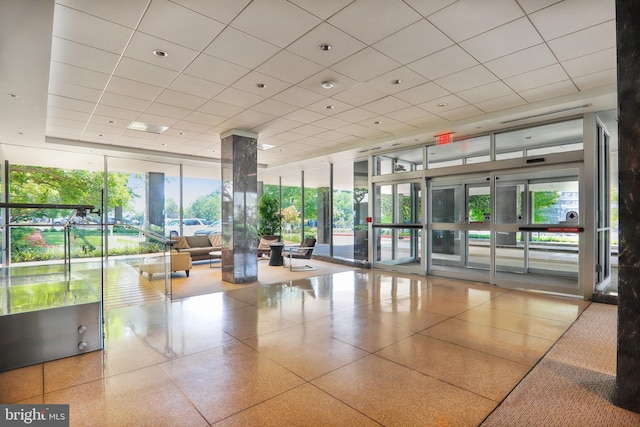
[[352, 160, 369, 261], [373, 147, 423, 175], [428, 136, 490, 169], [181, 165, 221, 236], [281, 173, 302, 245], [495, 119, 583, 159], [304, 166, 329, 256], [333, 160, 355, 261], [376, 184, 394, 224]]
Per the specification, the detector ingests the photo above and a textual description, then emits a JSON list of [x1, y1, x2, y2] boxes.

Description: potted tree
[[257, 193, 282, 259]]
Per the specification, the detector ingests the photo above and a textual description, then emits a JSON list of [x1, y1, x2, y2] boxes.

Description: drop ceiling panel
[[168, 74, 225, 99], [328, 0, 422, 45], [365, 67, 427, 95], [182, 111, 226, 126], [137, 0, 226, 51], [394, 82, 450, 105], [305, 98, 354, 115], [198, 100, 244, 118], [251, 99, 299, 117], [547, 21, 616, 61], [257, 50, 324, 85], [402, 0, 457, 17], [373, 19, 454, 64], [485, 44, 557, 79], [230, 0, 321, 48], [460, 18, 543, 63], [436, 105, 484, 121], [184, 54, 251, 86], [172, 0, 252, 25], [51, 38, 120, 74], [435, 65, 498, 94], [563, 48, 617, 79], [100, 92, 150, 111], [212, 87, 264, 109], [106, 76, 163, 101], [271, 86, 325, 108], [475, 93, 527, 113], [93, 104, 140, 121], [573, 69, 616, 91], [204, 26, 280, 69], [154, 90, 207, 111], [288, 0, 354, 20], [504, 64, 571, 92], [231, 71, 292, 97], [529, 0, 615, 40], [457, 81, 516, 104], [386, 106, 431, 122], [312, 116, 353, 130], [144, 102, 191, 120], [114, 57, 178, 87], [53, 5, 132, 54], [362, 96, 411, 115], [49, 62, 110, 91], [516, 0, 562, 14], [48, 107, 91, 122], [333, 108, 378, 123], [331, 85, 385, 107], [408, 45, 479, 80], [48, 81, 101, 103], [331, 47, 401, 83], [428, 0, 524, 42], [124, 32, 200, 72], [286, 23, 367, 68], [518, 80, 577, 103]]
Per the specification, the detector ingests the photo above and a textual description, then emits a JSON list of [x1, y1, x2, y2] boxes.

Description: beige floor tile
[[486, 290, 590, 322], [219, 305, 303, 339], [422, 317, 555, 366], [213, 383, 380, 426], [44, 365, 207, 427], [161, 341, 305, 424], [100, 329, 164, 377], [0, 364, 43, 403], [243, 325, 369, 380], [44, 351, 104, 394], [456, 304, 573, 340], [377, 334, 530, 401], [423, 282, 503, 306], [313, 354, 497, 426], [395, 291, 478, 316], [304, 311, 415, 353], [354, 299, 450, 332]]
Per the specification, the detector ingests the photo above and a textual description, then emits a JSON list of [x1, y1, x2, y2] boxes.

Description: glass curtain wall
[[333, 160, 356, 261], [303, 166, 329, 256], [280, 173, 302, 245]]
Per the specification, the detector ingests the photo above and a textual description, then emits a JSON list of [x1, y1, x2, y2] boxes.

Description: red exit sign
[[436, 132, 452, 145]]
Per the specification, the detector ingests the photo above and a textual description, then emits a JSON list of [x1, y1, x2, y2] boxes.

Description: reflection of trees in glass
[[333, 191, 353, 229], [165, 198, 179, 219], [353, 188, 367, 229]]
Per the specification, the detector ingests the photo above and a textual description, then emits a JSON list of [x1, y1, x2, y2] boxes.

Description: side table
[[268, 242, 284, 266]]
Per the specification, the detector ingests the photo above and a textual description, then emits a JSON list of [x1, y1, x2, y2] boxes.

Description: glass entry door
[[492, 166, 582, 294], [427, 165, 584, 295], [429, 175, 491, 282], [373, 181, 422, 274]]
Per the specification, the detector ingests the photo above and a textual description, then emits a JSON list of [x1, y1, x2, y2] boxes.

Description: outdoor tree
[[9, 165, 133, 221], [257, 192, 281, 236], [186, 192, 221, 220]]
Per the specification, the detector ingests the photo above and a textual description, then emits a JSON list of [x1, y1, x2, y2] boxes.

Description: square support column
[[615, 0, 640, 413], [221, 129, 258, 283]]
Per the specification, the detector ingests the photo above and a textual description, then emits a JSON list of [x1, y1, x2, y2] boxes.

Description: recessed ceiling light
[[326, 105, 335, 109], [318, 43, 331, 51], [374, 121, 381, 125], [97, 134, 104, 137], [17, 132, 23, 135], [391, 79, 402, 85], [525, 136, 533, 140], [8, 94, 17, 98], [128, 121, 168, 134], [321, 81, 335, 89], [437, 102, 447, 107], [256, 83, 266, 88], [161, 143, 167, 146], [107, 120, 115, 124], [178, 132, 185, 136], [152, 49, 168, 57]]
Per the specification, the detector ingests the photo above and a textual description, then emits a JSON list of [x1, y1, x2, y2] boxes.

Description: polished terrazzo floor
[[0, 270, 591, 426]]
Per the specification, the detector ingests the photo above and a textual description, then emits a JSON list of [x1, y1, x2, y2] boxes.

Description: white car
[[165, 218, 209, 238]]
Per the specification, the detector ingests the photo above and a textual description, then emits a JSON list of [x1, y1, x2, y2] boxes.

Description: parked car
[[194, 221, 221, 236], [165, 218, 210, 238]]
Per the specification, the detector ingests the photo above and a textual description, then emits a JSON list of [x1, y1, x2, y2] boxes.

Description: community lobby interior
[[3, 0, 640, 425]]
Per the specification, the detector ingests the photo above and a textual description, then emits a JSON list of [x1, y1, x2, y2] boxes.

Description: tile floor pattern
[[0, 271, 590, 426]]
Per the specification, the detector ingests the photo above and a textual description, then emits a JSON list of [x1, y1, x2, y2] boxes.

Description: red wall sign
[[436, 133, 452, 145]]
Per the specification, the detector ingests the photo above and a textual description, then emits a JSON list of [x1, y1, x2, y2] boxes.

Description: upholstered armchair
[[171, 250, 192, 277]]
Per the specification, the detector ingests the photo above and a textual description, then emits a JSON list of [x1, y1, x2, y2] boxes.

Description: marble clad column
[[220, 129, 258, 284], [614, 0, 640, 413]]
